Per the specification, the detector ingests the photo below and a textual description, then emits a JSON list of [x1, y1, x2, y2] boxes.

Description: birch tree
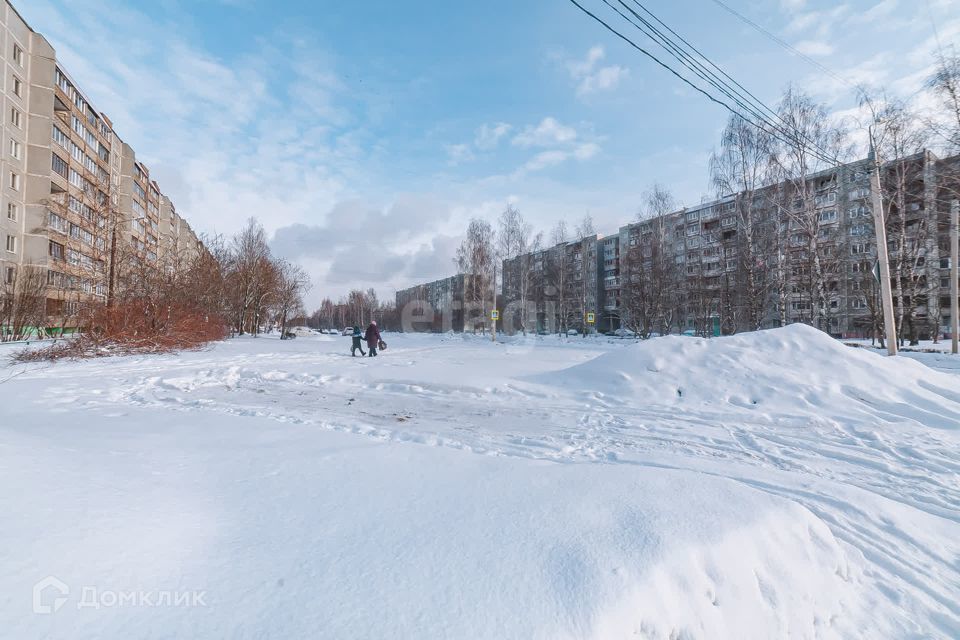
[[710, 114, 774, 331], [768, 86, 848, 332]]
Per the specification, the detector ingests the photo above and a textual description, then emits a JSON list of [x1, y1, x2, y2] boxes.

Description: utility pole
[[491, 261, 497, 342], [951, 199, 959, 355], [868, 125, 898, 356]]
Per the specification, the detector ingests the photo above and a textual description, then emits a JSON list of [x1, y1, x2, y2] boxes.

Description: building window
[[12, 76, 22, 98], [818, 209, 837, 223], [10, 107, 21, 128], [5, 234, 16, 253], [851, 243, 867, 255], [52, 125, 68, 148], [48, 210, 67, 233], [52, 153, 68, 178], [12, 44, 23, 67], [49, 240, 64, 260], [7, 202, 17, 221], [8, 172, 20, 191], [9, 140, 20, 160], [4, 265, 13, 284]]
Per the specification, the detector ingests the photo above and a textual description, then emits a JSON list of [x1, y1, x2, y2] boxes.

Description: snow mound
[[531, 324, 960, 429], [1, 422, 862, 640]]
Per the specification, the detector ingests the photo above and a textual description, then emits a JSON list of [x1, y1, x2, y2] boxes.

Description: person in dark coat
[[364, 321, 381, 357], [350, 325, 366, 357]]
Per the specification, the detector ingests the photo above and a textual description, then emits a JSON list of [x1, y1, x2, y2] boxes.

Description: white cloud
[[474, 122, 511, 150], [574, 142, 600, 160], [522, 150, 570, 172], [794, 40, 835, 57], [512, 117, 578, 148], [861, 0, 899, 22], [785, 5, 850, 39], [780, 0, 807, 12], [567, 45, 628, 96], [446, 144, 474, 165]]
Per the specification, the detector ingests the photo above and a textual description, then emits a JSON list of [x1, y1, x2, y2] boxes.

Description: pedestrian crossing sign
[[491, 310, 500, 320], [586, 312, 595, 324]]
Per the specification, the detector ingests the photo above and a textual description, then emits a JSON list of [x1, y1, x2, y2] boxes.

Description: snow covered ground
[[1, 325, 958, 639]]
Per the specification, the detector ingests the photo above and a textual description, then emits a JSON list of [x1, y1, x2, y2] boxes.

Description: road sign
[[872, 260, 881, 283], [586, 312, 595, 324], [491, 310, 499, 321]]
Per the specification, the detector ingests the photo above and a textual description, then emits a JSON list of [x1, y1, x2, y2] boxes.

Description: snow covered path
[[1, 326, 958, 638]]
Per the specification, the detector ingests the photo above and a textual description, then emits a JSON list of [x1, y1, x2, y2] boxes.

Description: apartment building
[[395, 273, 490, 332], [501, 233, 601, 334], [0, 0, 199, 330], [502, 150, 960, 340]]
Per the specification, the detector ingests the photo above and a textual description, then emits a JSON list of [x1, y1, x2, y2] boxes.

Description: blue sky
[[20, 0, 960, 306]]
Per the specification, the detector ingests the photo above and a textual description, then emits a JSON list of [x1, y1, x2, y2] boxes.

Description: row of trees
[[203, 219, 311, 339], [304, 289, 401, 333], [4, 213, 312, 357]]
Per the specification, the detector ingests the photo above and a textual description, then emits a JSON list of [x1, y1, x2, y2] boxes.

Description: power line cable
[[610, 0, 837, 163], [574, 0, 840, 165], [707, 0, 854, 89], [625, 0, 816, 144]]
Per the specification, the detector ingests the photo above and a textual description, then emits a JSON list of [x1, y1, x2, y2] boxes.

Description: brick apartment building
[[0, 0, 200, 331]]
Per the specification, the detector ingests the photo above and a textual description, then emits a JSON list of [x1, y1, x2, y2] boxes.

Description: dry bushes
[[13, 300, 228, 363]]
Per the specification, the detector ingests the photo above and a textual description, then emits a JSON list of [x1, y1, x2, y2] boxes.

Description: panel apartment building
[[503, 150, 960, 339], [0, 0, 200, 329], [395, 273, 493, 332], [501, 233, 600, 334]]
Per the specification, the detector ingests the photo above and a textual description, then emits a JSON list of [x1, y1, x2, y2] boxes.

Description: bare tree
[[767, 86, 849, 333], [861, 91, 932, 345], [497, 205, 537, 334], [572, 215, 596, 334], [927, 48, 960, 152], [0, 266, 47, 341], [227, 218, 275, 335], [710, 114, 774, 331], [622, 185, 677, 337], [546, 220, 572, 334], [273, 260, 311, 339], [456, 218, 495, 333]]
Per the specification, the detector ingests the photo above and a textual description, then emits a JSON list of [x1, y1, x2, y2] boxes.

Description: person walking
[[350, 325, 366, 357], [364, 320, 381, 357]]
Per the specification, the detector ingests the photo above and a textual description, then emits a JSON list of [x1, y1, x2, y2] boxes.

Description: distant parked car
[[566, 329, 579, 336], [341, 327, 353, 336]]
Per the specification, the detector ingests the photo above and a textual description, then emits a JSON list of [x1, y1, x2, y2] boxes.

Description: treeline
[[299, 289, 401, 332], [13, 217, 310, 360], [206, 218, 311, 339]]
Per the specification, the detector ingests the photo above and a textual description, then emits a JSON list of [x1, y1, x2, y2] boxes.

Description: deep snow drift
[[1, 325, 958, 639]]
